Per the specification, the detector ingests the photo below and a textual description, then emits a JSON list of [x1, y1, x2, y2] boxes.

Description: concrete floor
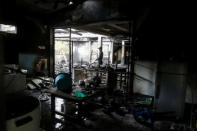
[[23, 89, 149, 131]]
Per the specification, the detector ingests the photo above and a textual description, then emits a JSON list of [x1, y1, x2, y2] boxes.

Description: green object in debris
[[135, 97, 152, 105], [74, 91, 87, 98]]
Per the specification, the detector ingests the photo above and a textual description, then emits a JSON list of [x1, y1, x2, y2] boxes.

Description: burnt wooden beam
[[78, 20, 129, 28], [107, 23, 129, 33]]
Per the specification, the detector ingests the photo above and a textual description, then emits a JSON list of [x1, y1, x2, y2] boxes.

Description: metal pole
[[129, 20, 136, 96], [126, 41, 130, 97], [108, 51, 110, 65], [69, 27, 72, 76], [71, 41, 73, 69], [111, 41, 114, 64], [89, 41, 91, 64], [51, 95, 55, 129], [121, 40, 125, 65], [50, 28, 55, 77]]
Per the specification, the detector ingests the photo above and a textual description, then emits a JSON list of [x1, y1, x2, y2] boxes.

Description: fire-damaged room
[[0, 1, 194, 131]]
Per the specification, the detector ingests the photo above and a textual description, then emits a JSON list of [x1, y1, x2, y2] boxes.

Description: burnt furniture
[[45, 87, 103, 127]]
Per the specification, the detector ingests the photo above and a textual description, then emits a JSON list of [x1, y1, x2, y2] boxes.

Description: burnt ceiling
[[0, 0, 190, 60], [16, 0, 86, 15], [74, 21, 131, 38], [1, 0, 186, 44], [1, 0, 145, 39]]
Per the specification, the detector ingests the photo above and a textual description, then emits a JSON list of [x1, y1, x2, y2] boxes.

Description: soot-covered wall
[[2, 17, 50, 64], [0, 0, 50, 64], [132, 6, 195, 108]]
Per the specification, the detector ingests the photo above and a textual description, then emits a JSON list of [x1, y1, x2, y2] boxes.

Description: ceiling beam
[[107, 24, 129, 32], [55, 29, 82, 35], [74, 20, 130, 28]]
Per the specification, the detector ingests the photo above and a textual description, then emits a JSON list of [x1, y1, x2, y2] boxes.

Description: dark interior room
[[0, 1, 194, 131]]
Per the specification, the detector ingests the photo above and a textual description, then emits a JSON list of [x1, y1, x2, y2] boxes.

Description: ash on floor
[[23, 89, 149, 131]]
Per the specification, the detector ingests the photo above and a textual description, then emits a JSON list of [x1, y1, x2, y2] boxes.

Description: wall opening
[[0, 24, 17, 34], [54, 28, 113, 75]]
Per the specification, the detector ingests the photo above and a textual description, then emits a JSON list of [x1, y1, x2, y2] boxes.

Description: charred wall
[[2, 18, 50, 64], [135, 6, 187, 61], [49, 0, 138, 27], [0, 0, 50, 67], [133, 6, 196, 106], [0, 5, 5, 129], [0, 34, 5, 131]]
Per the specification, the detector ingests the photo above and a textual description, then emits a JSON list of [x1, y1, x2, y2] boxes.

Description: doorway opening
[[54, 28, 113, 75]]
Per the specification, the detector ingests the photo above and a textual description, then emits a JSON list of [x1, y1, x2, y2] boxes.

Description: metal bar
[[134, 74, 153, 84], [55, 31, 82, 36], [51, 95, 55, 128], [113, 45, 132, 47], [126, 36, 130, 93], [126, 21, 133, 99], [108, 51, 110, 65], [116, 55, 118, 69], [135, 63, 155, 71], [55, 110, 65, 116], [120, 72, 122, 88], [76, 20, 129, 28], [54, 36, 70, 38], [129, 20, 136, 96], [108, 24, 129, 32], [55, 39, 113, 42], [71, 41, 73, 69], [54, 118, 64, 124], [89, 41, 91, 64], [50, 28, 55, 77], [69, 27, 72, 76]]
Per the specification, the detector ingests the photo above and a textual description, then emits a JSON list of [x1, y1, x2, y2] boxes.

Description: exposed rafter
[[107, 24, 129, 32]]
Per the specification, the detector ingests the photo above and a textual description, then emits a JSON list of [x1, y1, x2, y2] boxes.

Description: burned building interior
[[0, 1, 194, 131]]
